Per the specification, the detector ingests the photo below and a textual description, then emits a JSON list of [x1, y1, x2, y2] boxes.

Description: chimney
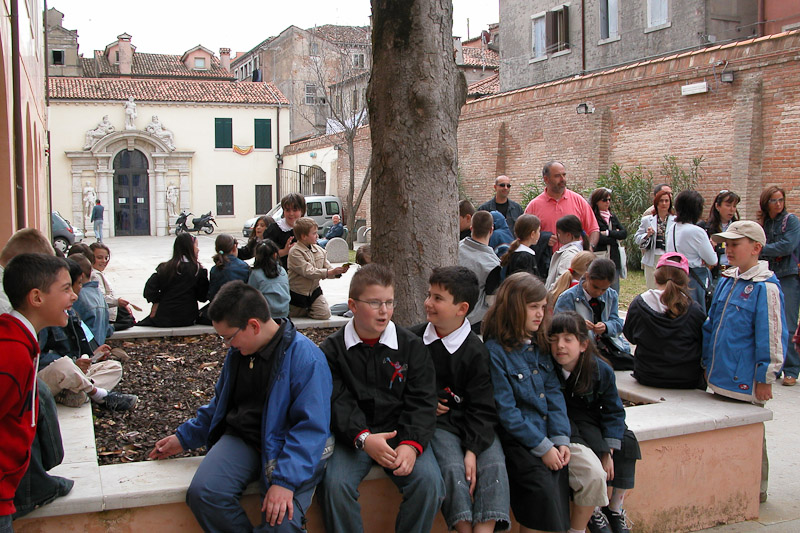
[[453, 36, 463, 65], [117, 33, 132, 75], [220, 48, 231, 73]]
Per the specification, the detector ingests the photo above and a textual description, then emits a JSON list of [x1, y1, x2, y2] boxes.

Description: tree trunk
[[369, 0, 467, 325]]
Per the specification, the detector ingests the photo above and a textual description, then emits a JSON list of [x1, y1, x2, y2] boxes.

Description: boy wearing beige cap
[[703, 220, 787, 501]]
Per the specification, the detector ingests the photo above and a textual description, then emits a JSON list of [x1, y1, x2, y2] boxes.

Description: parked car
[[242, 195, 343, 238], [51, 211, 84, 253]]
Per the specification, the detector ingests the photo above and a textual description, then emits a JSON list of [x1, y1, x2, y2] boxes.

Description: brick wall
[[285, 31, 800, 224]]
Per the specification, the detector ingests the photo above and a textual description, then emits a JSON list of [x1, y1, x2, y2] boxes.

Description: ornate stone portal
[[83, 116, 115, 150]]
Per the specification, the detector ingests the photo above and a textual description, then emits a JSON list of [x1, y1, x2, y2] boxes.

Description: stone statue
[[83, 182, 97, 219], [146, 115, 176, 151], [124, 97, 137, 130], [166, 184, 179, 216], [83, 115, 115, 150]]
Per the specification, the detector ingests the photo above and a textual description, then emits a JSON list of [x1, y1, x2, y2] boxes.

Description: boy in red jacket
[[0, 254, 76, 530]]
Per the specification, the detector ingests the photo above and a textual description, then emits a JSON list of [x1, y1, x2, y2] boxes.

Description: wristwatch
[[355, 431, 371, 450]]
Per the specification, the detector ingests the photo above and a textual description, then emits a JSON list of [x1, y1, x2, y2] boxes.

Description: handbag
[[595, 333, 635, 371], [618, 242, 628, 279]]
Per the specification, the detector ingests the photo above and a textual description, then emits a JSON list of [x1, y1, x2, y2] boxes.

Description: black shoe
[[101, 391, 138, 411], [602, 506, 632, 533], [588, 506, 613, 533]]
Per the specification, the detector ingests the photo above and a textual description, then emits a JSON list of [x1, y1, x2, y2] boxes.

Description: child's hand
[[557, 445, 570, 466], [93, 344, 112, 361], [601, 451, 615, 481], [363, 430, 398, 468], [592, 322, 607, 335], [436, 398, 450, 416], [548, 234, 558, 248], [755, 382, 773, 402], [464, 450, 477, 496], [541, 447, 563, 470], [280, 237, 295, 256], [585, 319, 596, 331], [75, 357, 91, 374], [391, 444, 417, 476]]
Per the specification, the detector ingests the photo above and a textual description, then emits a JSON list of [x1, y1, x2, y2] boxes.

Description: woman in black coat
[[590, 188, 628, 293]]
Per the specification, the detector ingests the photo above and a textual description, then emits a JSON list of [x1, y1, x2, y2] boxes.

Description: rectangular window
[[194, 57, 206, 69], [254, 119, 272, 149], [648, 0, 669, 27], [546, 5, 570, 54], [255, 185, 272, 214], [307, 202, 323, 217], [325, 201, 340, 216], [215, 118, 233, 149], [531, 14, 547, 58], [600, 0, 619, 40], [310, 42, 320, 56], [52, 50, 65, 65], [216, 185, 234, 216], [352, 53, 365, 68], [305, 84, 317, 105]]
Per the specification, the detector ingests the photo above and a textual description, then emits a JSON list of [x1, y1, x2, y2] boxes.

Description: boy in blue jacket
[[703, 221, 786, 502], [149, 281, 333, 532]]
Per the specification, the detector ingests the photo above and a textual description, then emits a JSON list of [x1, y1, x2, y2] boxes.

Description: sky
[[50, 1, 500, 56]]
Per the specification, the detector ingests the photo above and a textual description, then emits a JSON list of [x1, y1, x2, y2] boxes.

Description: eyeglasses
[[496, 183, 512, 189], [768, 198, 785, 205], [219, 328, 242, 346], [600, 197, 611, 202], [354, 299, 396, 310]]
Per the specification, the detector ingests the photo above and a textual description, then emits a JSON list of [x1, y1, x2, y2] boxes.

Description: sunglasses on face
[[496, 183, 512, 189]]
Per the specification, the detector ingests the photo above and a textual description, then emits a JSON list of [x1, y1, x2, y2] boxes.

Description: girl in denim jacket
[[484, 273, 571, 532]]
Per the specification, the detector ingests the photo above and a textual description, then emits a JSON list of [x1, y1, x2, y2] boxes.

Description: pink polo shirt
[[524, 188, 599, 251]]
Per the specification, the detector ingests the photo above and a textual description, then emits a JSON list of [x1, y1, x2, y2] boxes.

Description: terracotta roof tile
[[460, 47, 499, 68], [48, 77, 289, 105], [308, 25, 371, 45], [467, 72, 499, 97], [84, 51, 233, 80]]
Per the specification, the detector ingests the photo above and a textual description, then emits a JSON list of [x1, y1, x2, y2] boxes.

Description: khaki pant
[[289, 293, 331, 320], [38, 356, 122, 395], [568, 442, 610, 507]]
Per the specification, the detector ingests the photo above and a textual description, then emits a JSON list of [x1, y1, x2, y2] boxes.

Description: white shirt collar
[[277, 218, 292, 232], [516, 243, 536, 256], [10, 309, 37, 339], [421, 318, 471, 354], [344, 318, 399, 350], [561, 368, 572, 379], [563, 240, 584, 251]]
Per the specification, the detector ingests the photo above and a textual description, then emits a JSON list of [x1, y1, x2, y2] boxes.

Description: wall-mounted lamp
[[310, 151, 317, 158], [720, 71, 734, 83], [275, 153, 283, 165], [576, 103, 595, 114]]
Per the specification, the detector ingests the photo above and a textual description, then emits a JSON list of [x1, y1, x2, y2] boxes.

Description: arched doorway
[[113, 149, 150, 235]]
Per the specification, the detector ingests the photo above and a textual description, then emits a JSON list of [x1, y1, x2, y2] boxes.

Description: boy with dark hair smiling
[[0, 254, 76, 531], [319, 263, 443, 533], [409, 266, 510, 533], [149, 281, 332, 532]]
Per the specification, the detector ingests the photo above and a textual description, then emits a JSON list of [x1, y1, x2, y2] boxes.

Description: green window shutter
[[215, 118, 232, 149], [254, 119, 271, 149]]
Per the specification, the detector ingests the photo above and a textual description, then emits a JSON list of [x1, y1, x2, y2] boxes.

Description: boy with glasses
[[319, 264, 443, 533]]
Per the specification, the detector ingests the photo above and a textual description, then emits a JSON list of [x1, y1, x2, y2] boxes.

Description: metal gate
[[276, 166, 326, 198]]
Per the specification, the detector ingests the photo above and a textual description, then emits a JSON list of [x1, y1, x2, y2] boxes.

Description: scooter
[[175, 211, 216, 235]]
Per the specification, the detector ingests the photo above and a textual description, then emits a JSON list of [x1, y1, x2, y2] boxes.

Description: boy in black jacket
[[319, 264, 443, 533], [410, 266, 510, 532]]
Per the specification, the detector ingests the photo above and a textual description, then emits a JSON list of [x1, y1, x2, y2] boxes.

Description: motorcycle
[[175, 211, 216, 235]]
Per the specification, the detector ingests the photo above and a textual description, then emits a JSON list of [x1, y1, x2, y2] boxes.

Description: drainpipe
[[44, 0, 53, 232], [11, 0, 25, 229], [757, 0, 765, 37], [581, 0, 586, 73]]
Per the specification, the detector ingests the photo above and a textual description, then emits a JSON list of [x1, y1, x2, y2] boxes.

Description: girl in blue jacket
[[484, 272, 571, 532]]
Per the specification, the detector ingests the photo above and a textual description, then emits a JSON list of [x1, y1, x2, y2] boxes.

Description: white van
[[242, 195, 343, 237]]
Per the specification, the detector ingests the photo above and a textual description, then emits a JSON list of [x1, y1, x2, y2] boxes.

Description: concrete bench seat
[[17, 368, 771, 532], [111, 316, 349, 340]]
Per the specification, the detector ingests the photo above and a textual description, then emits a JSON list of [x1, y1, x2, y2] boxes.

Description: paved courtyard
[[90, 234, 800, 532]]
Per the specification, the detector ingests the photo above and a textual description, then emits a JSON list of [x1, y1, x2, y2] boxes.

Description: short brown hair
[[471, 211, 494, 239], [281, 193, 307, 215], [459, 200, 475, 218], [67, 243, 95, 264], [0, 228, 54, 265], [349, 263, 393, 300], [482, 272, 550, 351], [293, 217, 318, 239], [70, 254, 93, 278]]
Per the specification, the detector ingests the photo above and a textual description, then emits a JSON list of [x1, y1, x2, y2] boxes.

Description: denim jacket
[[552, 282, 630, 352], [762, 211, 800, 278], [486, 339, 570, 457]]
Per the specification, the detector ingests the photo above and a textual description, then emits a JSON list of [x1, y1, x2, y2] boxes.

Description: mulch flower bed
[[97, 328, 338, 465]]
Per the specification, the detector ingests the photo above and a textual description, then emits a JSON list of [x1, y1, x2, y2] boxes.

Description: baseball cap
[[656, 252, 689, 275], [711, 220, 766, 246]]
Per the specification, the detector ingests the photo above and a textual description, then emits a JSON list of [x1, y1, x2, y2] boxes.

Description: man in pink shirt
[[524, 161, 600, 251]]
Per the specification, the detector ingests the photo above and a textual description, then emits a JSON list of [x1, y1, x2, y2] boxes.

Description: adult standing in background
[[635, 189, 676, 289], [759, 186, 800, 386], [91, 199, 104, 243], [478, 175, 523, 236], [524, 161, 599, 252], [590, 187, 627, 293]]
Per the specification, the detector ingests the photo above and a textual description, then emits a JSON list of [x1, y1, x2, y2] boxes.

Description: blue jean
[[320, 441, 444, 533], [780, 274, 800, 378], [688, 267, 711, 314], [186, 434, 319, 533], [93, 220, 103, 242], [430, 428, 510, 530], [0, 515, 12, 533]]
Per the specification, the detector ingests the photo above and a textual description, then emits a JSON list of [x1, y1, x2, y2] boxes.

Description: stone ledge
[[111, 316, 349, 340]]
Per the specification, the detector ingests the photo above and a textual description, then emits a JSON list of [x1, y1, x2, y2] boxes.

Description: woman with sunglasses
[[590, 188, 627, 293], [699, 190, 740, 287], [759, 186, 800, 386]]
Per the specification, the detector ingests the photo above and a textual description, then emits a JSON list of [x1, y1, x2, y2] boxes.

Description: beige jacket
[[287, 242, 331, 295]]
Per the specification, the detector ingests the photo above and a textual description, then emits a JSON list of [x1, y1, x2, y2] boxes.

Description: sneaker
[[602, 506, 633, 533], [100, 391, 138, 411], [55, 389, 88, 408], [588, 507, 613, 533]]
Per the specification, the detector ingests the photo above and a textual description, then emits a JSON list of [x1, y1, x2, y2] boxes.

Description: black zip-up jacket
[[320, 323, 437, 452]]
